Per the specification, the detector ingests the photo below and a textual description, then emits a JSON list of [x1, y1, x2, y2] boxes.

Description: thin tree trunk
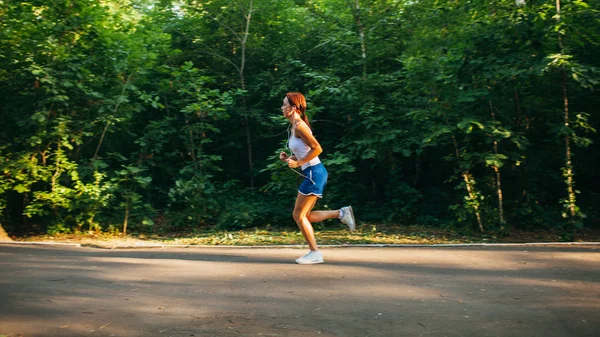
[[562, 69, 576, 217], [447, 117, 484, 232], [489, 101, 505, 226], [0, 223, 11, 241], [351, 0, 367, 78], [123, 199, 129, 235], [206, 1, 255, 187], [513, 87, 532, 207], [185, 117, 198, 170], [93, 74, 133, 159], [94, 120, 111, 159], [51, 141, 62, 192], [462, 172, 484, 232], [492, 166, 504, 225], [556, 0, 576, 217], [242, 1, 254, 188]]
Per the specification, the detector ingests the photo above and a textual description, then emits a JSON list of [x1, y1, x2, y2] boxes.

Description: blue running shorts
[[298, 163, 328, 198]]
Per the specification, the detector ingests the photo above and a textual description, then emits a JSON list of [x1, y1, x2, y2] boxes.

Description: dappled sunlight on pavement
[[0, 244, 599, 337]]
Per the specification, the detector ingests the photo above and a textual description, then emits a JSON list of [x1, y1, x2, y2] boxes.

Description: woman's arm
[[279, 152, 297, 161]]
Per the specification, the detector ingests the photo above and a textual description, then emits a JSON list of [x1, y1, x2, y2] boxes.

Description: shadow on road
[[1, 244, 599, 337]]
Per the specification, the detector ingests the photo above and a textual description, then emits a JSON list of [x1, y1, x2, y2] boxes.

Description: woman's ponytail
[[300, 112, 310, 128]]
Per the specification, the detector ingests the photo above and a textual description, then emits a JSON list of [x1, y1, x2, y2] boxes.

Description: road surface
[[1, 243, 599, 337]]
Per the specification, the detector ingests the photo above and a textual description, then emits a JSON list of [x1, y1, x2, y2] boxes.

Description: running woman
[[279, 92, 355, 264]]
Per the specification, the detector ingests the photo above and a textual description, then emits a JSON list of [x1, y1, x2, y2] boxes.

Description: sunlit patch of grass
[[12, 224, 600, 248]]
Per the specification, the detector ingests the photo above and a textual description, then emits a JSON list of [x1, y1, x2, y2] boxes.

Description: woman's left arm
[[287, 123, 322, 168]]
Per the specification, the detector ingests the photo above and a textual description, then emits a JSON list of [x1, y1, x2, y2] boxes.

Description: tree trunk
[[492, 165, 505, 226], [206, 1, 255, 188], [463, 172, 484, 233], [351, 0, 367, 78], [556, 0, 577, 218], [241, 1, 254, 188], [562, 69, 576, 217], [93, 74, 133, 159], [185, 117, 199, 170], [123, 200, 129, 235], [0, 223, 11, 241], [489, 101, 505, 226], [447, 115, 484, 232]]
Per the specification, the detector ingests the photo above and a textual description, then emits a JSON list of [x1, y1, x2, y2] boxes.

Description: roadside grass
[[8, 224, 600, 248]]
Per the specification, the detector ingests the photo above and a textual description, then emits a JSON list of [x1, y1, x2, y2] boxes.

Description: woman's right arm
[[279, 152, 297, 162]]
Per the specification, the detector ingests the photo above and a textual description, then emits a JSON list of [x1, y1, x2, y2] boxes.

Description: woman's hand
[[287, 159, 300, 169], [279, 151, 289, 161]]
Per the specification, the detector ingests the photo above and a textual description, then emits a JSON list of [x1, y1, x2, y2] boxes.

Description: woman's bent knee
[[292, 211, 305, 224]]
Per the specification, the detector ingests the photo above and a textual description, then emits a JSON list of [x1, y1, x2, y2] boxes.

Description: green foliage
[[1, 0, 599, 236], [215, 183, 291, 230], [110, 164, 153, 234], [159, 62, 234, 228]]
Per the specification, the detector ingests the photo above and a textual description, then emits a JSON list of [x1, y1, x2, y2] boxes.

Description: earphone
[[284, 116, 315, 184]]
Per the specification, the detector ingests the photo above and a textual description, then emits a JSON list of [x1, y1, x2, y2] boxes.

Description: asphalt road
[[1, 243, 599, 337]]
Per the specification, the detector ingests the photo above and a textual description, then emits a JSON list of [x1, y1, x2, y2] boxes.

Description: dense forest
[[1, 0, 599, 238]]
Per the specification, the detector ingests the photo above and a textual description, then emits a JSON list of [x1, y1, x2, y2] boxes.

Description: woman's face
[[281, 97, 294, 117]]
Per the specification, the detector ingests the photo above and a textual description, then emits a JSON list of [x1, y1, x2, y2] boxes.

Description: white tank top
[[288, 122, 321, 170]]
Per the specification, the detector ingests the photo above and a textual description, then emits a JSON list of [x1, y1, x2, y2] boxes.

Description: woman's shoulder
[[294, 121, 312, 137], [294, 121, 311, 134]]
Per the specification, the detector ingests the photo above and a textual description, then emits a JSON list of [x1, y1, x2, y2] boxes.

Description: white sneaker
[[340, 206, 355, 231], [295, 250, 324, 265]]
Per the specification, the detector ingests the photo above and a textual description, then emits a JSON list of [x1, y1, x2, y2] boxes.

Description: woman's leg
[[307, 210, 340, 223], [293, 193, 319, 251], [309, 206, 355, 231]]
